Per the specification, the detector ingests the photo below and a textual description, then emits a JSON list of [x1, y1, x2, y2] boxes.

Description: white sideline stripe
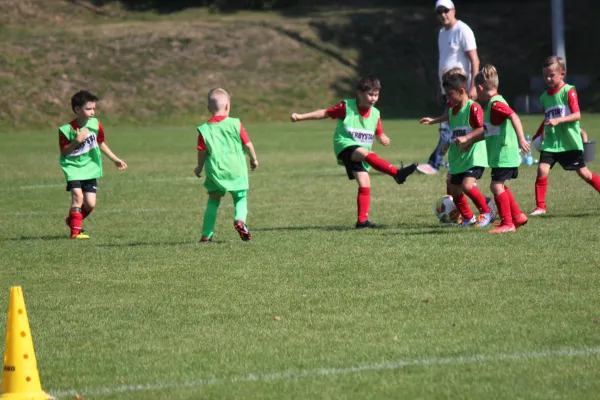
[[0, 177, 200, 191], [49, 346, 600, 399]]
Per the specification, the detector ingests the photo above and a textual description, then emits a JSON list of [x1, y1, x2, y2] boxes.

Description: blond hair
[[543, 55, 566, 72], [474, 64, 499, 90], [207, 88, 230, 113]]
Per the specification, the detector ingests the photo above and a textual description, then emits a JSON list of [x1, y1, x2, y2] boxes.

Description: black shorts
[[540, 150, 585, 170], [66, 179, 98, 193], [450, 166, 485, 185], [491, 167, 519, 182], [337, 145, 366, 180]]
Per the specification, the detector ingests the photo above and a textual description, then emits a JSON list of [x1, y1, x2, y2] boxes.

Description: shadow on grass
[[96, 241, 198, 247], [530, 211, 597, 219], [3, 235, 66, 241]]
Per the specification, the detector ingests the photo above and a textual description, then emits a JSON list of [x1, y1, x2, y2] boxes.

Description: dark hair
[[356, 75, 381, 92], [442, 72, 468, 92], [543, 55, 566, 71], [71, 90, 99, 113]]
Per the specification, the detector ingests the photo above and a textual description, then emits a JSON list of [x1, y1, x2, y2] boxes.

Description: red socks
[[535, 177, 548, 209], [503, 186, 522, 217], [365, 153, 397, 177], [357, 187, 371, 223], [465, 186, 490, 213], [587, 173, 600, 193], [69, 208, 83, 237], [494, 191, 512, 225], [453, 194, 474, 220]]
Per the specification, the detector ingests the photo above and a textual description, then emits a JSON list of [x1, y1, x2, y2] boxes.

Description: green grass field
[[1, 116, 600, 399]]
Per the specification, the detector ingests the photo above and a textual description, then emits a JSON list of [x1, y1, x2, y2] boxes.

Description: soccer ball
[[434, 195, 460, 223]]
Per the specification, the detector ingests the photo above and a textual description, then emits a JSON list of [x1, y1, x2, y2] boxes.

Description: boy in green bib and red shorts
[[194, 88, 258, 243], [421, 69, 494, 228], [456, 65, 530, 233], [59, 90, 128, 239], [531, 56, 600, 215], [290, 75, 418, 228]]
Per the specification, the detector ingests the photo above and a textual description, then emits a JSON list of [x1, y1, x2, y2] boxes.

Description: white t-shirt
[[438, 20, 477, 91]]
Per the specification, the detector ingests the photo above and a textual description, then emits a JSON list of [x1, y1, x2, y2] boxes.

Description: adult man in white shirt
[[417, 0, 480, 175]]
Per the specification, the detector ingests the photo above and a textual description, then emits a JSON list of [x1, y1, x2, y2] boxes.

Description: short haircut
[[543, 55, 566, 72], [474, 64, 499, 90], [442, 68, 468, 92], [207, 88, 230, 113], [71, 90, 99, 113], [356, 75, 381, 92]]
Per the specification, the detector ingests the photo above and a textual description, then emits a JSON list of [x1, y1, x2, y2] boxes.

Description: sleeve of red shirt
[[96, 121, 105, 144], [567, 88, 580, 113], [533, 120, 545, 140], [239, 122, 251, 145], [326, 101, 346, 119], [489, 101, 515, 125], [469, 103, 484, 128], [375, 118, 384, 136], [59, 130, 70, 151], [197, 133, 207, 151]]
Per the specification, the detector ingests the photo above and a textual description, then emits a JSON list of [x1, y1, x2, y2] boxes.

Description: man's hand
[[114, 159, 128, 171], [250, 158, 258, 170], [75, 128, 90, 144], [376, 134, 390, 146], [194, 166, 202, 178]]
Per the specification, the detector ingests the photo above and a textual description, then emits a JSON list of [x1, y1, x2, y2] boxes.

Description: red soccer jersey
[[197, 116, 251, 150], [488, 98, 515, 125], [450, 102, 483, 128], [59, 120, 105, 150], [326, 101, 384, 136]]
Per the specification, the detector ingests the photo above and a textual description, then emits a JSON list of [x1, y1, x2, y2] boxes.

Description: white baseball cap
[[435, 0, 455, 10]]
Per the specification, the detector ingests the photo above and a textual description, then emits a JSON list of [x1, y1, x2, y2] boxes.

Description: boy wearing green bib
[[194, 88, 258, 242], [59, 90, 128, 239], [531, 56, 600, 215], [456, 65, 530, 233], [421, 69, 493, 227], [290, 75, 417, 228]]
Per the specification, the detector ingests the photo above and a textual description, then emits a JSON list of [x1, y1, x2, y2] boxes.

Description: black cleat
[[394, 162, 418, 184], [356, 220, 377, 229]]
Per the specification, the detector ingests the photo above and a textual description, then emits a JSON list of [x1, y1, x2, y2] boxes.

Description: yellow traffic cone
[[1, 287, 52, 400]]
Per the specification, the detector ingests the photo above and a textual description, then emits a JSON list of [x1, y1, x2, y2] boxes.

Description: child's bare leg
[[82, 191, 97, 219], [354, 171, 371, 225], [576, 167, 600, 193], [351, 147, 416, 184], [534, 163, 551, 212], [462, 177, 490, 214], [202, 191, 223, 239]]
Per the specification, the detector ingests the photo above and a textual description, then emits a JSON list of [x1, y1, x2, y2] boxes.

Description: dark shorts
[[450, 166, 485, 185], [491, 167, 519, 182], [66, 179, 98, 193], [337, 145, 366, 180], [540, 150, 585, 170]]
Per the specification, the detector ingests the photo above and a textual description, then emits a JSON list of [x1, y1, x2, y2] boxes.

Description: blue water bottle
[[524, 135, 534, 166]]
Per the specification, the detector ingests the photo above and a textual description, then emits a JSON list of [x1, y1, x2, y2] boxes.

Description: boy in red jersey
[[290, 75, 417, 229], [59, 90, 127, 239], [530, 56, 600, 216]]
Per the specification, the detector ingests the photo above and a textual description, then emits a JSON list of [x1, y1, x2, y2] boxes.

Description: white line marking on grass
[[49, 346, 600, 399], [0, 177, 200, 191]]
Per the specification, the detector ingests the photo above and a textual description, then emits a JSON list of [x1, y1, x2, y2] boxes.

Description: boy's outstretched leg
[[232, 190, 251, 241], [532, 163, 550, 215], [353, 148, 417, 185], [354, 172, 376, 228], [201, 193, 222, 242], [576, 167, 600, 193]]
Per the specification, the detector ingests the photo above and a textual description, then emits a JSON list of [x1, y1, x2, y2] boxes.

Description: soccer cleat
[[71, 232, 89, 240], [457, 216, 476, 227], [530, 207, 546, 216], [513, 213, 529, 228], [200, 237, 213, 243], [356, 220, 377, 229], [488, 224, 516, 234], [416, 163, 439, 175], [234, 220, 252, 241], [476, 213, 492, 228], [394, 162, 418, 184]]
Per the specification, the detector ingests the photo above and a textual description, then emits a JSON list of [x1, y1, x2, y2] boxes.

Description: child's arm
[[290, 109, 328, 122], [194, 150, 207, 178], [99, 142, 127, 170], [243, 142, 258, 170], [580, 128, 589, 143], [508, 113, 530, 154], [420, 115, 448, 125], [60, 128, 90, 156]]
